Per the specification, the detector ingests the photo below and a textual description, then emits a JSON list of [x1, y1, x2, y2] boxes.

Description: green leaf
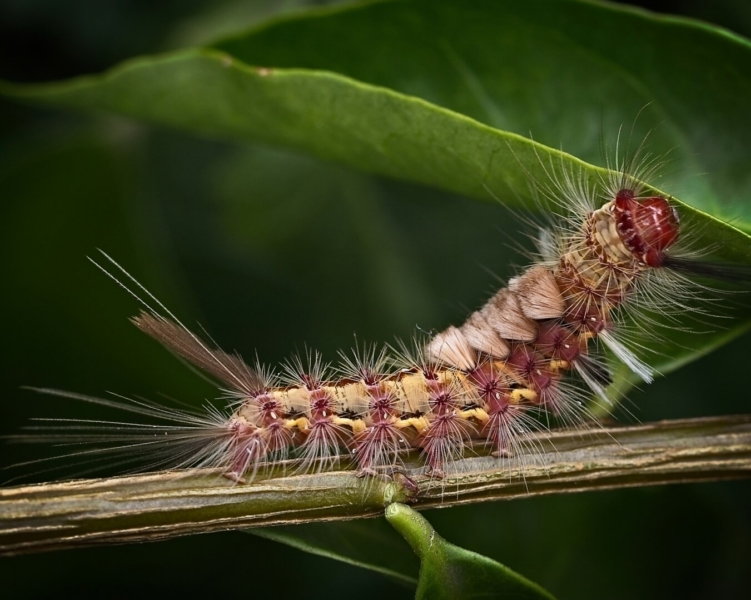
[[7, 0, 751, 224], [386, 503, 556, 600], [251, 520, 419, 588], [212, 0, 751, 226], [0, 47, 579, 216], [3, 49, 749, 258], [3, 1, 751, 260]]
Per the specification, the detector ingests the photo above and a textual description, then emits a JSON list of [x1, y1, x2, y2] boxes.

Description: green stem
[[1, 415, 750, 556]]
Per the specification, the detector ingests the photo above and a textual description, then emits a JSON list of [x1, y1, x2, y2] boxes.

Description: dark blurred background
[[1, 1, 750, 598]]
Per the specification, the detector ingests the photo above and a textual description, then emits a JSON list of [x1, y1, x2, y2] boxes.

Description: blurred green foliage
[[2, 1, 751, 599]]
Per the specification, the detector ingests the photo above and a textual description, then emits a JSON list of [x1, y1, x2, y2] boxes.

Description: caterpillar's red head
[[614, 189, 679, 267]]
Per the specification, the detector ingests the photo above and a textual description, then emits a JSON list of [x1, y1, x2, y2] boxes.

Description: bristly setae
[[14, 145, 741, 485]]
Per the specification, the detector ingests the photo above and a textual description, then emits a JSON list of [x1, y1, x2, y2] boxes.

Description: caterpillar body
[[16, 153, 732, 485]]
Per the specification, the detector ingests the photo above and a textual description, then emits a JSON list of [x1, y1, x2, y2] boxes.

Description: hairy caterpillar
[[11, 144, 741, 485]]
